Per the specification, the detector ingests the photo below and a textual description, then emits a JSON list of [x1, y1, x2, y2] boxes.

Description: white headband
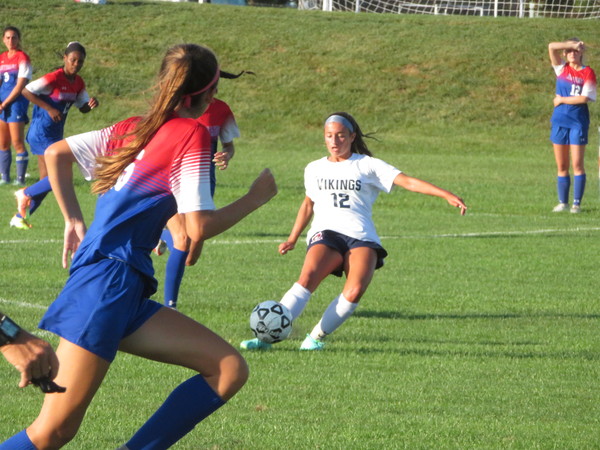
[[325, 115, 354, 133]]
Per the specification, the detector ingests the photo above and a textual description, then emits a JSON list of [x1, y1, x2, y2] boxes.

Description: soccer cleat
[[570, 205, 581, 214], [9, 215, 32, 230], [12, 179, 25, 187], [299, 334, 325, 351], [552, 203, 569, 212], [14, 188, 31, 218], [240, 338, 272, 351], [152, 239, 167, 256]]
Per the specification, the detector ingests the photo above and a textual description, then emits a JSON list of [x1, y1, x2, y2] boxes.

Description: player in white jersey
[[241, 112, 466, 351]]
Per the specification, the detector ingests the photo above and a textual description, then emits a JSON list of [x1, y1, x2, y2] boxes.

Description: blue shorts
[[27, 136, 58, 156], [307, 230, 388, 277], [39, 258, 163, 362], [0, 96, 29, 123], [551, 124, 588, 146]]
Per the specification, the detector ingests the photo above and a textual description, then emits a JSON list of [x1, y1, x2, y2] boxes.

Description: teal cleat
[[299, 334, 325, 351], [240, 338, 272, 351]]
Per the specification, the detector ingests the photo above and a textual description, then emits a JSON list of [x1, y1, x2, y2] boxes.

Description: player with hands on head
[[10, 41, 99, 231], [0, 311, 61, 391], [0, 43, 277, 449], [0, 26, 32, 186], [548, 38, 597, 214], [241, 112, 466, 351]]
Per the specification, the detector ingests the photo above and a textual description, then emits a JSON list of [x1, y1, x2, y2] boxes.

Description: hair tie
[[182, 66, 220, 108], [325, 115, 354, 133]]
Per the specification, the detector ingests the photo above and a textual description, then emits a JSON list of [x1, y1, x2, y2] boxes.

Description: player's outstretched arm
[[393, 173, 467, 215], [279, 196, 314, 255], [185, 168, 277, 244], [45, 140, 88, 268]]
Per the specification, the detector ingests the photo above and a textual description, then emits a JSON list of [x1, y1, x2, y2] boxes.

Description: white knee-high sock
[[280, 282, 311, 320], [310, 294, 358, 340]]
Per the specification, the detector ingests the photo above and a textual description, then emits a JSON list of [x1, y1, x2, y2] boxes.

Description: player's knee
[[220, 352, 249, 400], [171, 229, 188, 249], [342, 286, 365, 303], [30, 420, 81, 448]]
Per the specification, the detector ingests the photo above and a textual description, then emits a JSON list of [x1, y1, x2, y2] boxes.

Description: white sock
[[280, 282, 311, 320], [310, 294, 358, 340]]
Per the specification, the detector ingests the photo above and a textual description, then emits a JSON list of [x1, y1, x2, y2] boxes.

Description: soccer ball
[[249, 300, 292, 343]]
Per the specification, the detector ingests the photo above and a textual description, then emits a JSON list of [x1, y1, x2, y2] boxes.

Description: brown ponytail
[[92, 44, 219, 195]]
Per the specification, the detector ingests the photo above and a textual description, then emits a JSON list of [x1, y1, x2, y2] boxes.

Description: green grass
[[1, 0, 600, 448]]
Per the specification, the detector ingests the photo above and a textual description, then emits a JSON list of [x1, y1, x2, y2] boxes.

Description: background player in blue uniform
[[548, 38, 597, 213], [0, 26, 31, 185], [0, 43, 277, 449], [10, 41, 98, 230]]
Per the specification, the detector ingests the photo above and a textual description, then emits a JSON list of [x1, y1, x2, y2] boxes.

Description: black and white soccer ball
[[249, 300, 292, 343]]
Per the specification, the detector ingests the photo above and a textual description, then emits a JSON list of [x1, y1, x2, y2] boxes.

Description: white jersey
[[305, 153, 401, 245]]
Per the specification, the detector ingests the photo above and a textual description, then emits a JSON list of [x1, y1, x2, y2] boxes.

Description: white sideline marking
[[0, 297, 48, 310], [0, 239, 61, 244], [3, 226, 600, 247], [0, 298, 54, 338]]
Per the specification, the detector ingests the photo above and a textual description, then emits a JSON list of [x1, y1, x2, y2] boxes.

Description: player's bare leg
[[117, 307, 247, 448], [27, 339, 111, 449]]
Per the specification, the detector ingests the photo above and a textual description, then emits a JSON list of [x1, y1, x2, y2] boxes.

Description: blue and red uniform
[[25, 68, 90, 155], [197, 98, 239, 193], [0, 49, 31, 123], [551, 63, 597, 144], [39, 116, 214, 362]]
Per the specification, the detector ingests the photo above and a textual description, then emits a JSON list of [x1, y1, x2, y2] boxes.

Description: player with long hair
[[0, 26, 31, 186], [10, 41, 98, 230], [548, 38, 597, 213], [0, 43, 277, 449], [241, 112, 466, 351]]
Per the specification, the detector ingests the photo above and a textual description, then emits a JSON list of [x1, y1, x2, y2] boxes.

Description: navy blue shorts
[[39, 258, 162, 362], [307, 230, 388, 277], [551, 124, 588, 146]]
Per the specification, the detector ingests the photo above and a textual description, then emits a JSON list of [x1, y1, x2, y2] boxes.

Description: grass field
[[1, 0, 600, 448]]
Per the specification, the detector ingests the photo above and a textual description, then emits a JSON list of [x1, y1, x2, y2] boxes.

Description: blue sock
[[161, 228, 174, 251], [0, 430, 36, 449], [25, 176, 51, 197], [126, 375, 225, 450], [573, 174, 586, 206], [25, 177, 52, 216], [0, 149, 10, 182], [15, 152, 28, 184], [164, 248, 188, 308], [557, 176, 570, 204]]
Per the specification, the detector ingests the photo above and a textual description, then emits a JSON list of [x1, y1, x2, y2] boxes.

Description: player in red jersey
[[0, 44, 277, 450], [548, 38, 597, 213], [159, 95, 241, 308], [10, 42, 99, 230], [155, 70, 253, 309], [0, 26, 32, 185]]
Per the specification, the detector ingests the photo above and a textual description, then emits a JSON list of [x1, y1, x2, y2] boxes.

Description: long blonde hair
[[92, 44, 219, 194]]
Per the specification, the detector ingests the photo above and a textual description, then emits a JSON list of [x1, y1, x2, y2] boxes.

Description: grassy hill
[[1, 1, 600, 448]]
